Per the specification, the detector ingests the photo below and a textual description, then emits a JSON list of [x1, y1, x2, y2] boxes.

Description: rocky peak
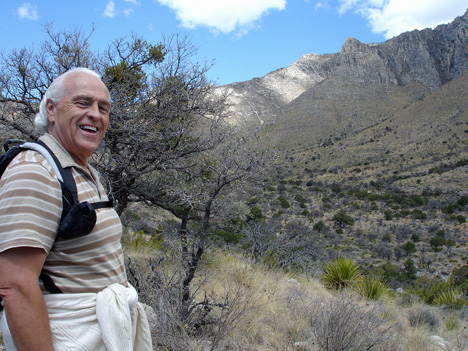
[[340, 37, 370, 53], [217, 9, 468, 126]]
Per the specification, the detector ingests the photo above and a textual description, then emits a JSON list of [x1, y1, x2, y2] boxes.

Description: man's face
[[46, 73, 110, 167]]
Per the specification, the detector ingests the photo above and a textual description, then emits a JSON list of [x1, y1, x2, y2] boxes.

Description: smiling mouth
[[80, 125, 98, 133]]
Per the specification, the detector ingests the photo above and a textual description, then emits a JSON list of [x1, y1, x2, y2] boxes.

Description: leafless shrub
[[125, 253, 261, 351], [374, 244, 393, 260], [305, 293, 394, 351]]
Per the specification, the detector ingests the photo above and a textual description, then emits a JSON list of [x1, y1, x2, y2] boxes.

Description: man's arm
[[0, 247, 54, 351]]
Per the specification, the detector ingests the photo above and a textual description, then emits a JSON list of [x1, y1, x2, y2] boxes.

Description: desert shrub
[[407, 277, 453, 305], [402, 259, 417, 282], [457, 195, 468, 207], [429, 234, 446, 251], [403, 241, 417, 254], [382, 233, 392, 242], [277, 183, 286, 192], [376, 262, 399, 280], [442, 204, 455, 214], [433, 287, 467, 310], [333, 210, 355, 227], [313, 220, 325, 232], [353, 275, 388, 301], [384, 209, 393, 220], [407, 306, 440, 329], [294, 194, 307, 203], [322, 257, 363, 290], [278, 196, 290, 209], [247, 197, 259, 205], [210, 228, 242, 244], [374, 244, 392, 260], [306, 293, 393, 351], [456, 214, 466, 223], [452, 265, 468, 291], [246, 206, 265, 222]]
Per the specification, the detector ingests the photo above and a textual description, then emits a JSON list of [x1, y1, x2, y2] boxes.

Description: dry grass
[[126, 250, 468, 350]]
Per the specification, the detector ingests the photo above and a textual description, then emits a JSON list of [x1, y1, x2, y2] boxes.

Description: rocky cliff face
[[218, 9, 468, 128]]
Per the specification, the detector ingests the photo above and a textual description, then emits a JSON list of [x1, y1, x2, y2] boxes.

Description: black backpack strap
[[33, 140, 78, 204], [92, 200, 114, 209], [3, 139, 25, 152], [0, 150, 19, 176], [33, 140, 113, 210], [39, 271, 63, 294]]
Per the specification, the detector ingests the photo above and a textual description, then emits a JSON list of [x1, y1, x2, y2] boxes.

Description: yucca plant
[[433, 287, 467, 310], [322, 257, 363, 290], [354, 275, 388, 300]]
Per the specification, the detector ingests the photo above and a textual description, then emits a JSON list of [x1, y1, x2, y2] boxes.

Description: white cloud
[[17, 3, 39, 20], [123, 8, 134, 17], [155, 0, 286, 34], [337, 0, 468, 39], [104, 1, 117, 18]]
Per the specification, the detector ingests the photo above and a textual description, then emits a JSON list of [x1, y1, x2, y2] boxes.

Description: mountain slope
[[217, 9, 468, 133]]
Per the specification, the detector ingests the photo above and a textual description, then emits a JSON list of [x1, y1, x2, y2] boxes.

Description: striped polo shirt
[[0, 134, 127, 293]]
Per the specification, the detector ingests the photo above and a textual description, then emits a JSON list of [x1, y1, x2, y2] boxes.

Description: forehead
[[62, 73, 110, 102]]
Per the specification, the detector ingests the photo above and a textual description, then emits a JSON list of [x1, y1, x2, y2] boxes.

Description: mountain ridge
[[217, 9, 468, 133]]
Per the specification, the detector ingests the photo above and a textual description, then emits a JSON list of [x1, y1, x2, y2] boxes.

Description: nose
[[87, 102, 102, 119]]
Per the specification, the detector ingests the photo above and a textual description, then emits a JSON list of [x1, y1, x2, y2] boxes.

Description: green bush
[[313, 220, 325, 232], [430, 235, 446, 250], [457, 195, 468, 207], [403, 241, 417, 254], [433, 287, 467, 310], [210, 228, 242, 244], [456, 214, 466, 223], [383, 210, 393, 220], [442, 204, 455, 214], [333, 210, 355, 226], [322, 257, 363, 290], [246, 206, 265, 222], [294, 194, 307, 203], [408, 278, 454, 305], [452, 265, 468, 290], [402, 259, 417, 281], [382, 233, 392, 242], [353, 276, 388, 300], [278, 196, 290, 209]]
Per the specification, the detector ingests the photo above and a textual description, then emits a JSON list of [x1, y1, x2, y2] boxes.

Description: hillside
[[208, 9, 468, 284]]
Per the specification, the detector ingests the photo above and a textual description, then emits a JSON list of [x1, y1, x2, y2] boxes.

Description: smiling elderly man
[[0, 68, 152, 350]]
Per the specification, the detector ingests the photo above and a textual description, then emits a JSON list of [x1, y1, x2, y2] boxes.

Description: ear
[[45, 99, 56, 124]]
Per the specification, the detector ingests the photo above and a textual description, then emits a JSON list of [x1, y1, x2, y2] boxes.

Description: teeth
[[80, 125, 97, 132]]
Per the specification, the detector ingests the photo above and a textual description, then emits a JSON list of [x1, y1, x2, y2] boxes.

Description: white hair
[[34, 68, 104, 134]]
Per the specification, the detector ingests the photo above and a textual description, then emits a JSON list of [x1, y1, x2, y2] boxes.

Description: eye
[[76, 100, 89, 107], [99, 105, 110, 113]]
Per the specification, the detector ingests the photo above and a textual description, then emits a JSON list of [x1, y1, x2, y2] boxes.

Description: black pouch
[[57, 201, 97, 239]]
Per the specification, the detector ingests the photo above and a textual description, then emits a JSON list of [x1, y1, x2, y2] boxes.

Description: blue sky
[[1, 0, 467, 85]]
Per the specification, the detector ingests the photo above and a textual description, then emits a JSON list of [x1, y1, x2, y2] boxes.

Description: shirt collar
[[38, 134, 101, 182]]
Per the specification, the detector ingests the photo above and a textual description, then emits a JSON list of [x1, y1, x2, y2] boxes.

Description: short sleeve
[[0, 151, 62, 254]]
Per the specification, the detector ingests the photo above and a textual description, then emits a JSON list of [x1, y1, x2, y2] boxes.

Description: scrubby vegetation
[[123, 231, 468, 350]]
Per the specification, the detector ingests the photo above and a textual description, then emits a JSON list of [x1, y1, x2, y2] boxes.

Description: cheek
[[102, 116, 110, 131]]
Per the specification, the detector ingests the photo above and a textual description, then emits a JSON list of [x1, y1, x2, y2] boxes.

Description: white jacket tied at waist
[[1, 283, 153, 351]]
